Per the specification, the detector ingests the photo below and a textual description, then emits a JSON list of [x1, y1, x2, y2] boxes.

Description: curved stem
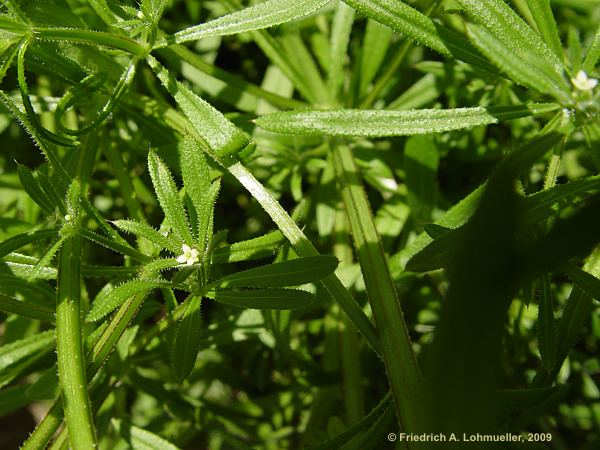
[[34, 27, 146, 56]]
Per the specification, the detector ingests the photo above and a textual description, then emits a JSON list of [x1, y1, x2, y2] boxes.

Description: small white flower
[[571, 70, 598, 91], [64, 214, 72, 222], [176, 244, 199, 266]]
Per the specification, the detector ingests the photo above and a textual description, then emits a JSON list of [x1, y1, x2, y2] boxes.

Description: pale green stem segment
[[227, 162, 381, 355], [56, 236, 97, 449], [33, 27, 147, 56], [21, 400, 63, 450], [331, 141, 423, 438], [22, 291, 149, 449]]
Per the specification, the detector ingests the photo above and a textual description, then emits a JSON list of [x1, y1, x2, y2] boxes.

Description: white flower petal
[[571, 70, 598, 91], [176, 255, 187, 263], [182, 244, 191, 253]]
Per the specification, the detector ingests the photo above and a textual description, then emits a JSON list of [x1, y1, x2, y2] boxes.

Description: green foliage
[[1, 0, 600, 448]]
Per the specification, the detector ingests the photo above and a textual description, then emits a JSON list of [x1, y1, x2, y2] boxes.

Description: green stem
[[21, 400, 63, 450], [55, 236, 97, 449], [22, 290, 151, 449], [33, 28, 146, 56], [227, 162, 382, 355], [542, 139, 565, 190], [333, 209, 365, 425], [332, 141, 422, 437]]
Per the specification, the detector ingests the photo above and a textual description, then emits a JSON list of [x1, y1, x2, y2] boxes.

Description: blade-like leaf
[[178, 136, 212, 251], [213, 255, 338, 288], [86, 278, 171, 322], [328, 1, 355, 96], [467, 24, 570, 103], [112, 219, 181, 253], [341, 0, 448, 55], [342, 0, 497, 73], [166, 0, 330, 45], [0, 229, 58, 259], [112, 419, 181, 450], [146, 55, 249, 162], [456, 0, 563, 68], [520, 174, 600, 227], [525, 0, 563, 60], [406, 133, 563, 272], [25, 365, 59, 400], [0, 294, 54, 322], [211, 230, 285, 263], [16, 165, 54, 215], [404, 135, 438, 223], [255, 104, 559, 137], [214, 288, 314, 309], [147, 151, 193, 246], [357, 19, 393, 98], [563, 262, 600, 303], [0, 330, 55, 372], [170, 295, 202, 382], [496, 385, 566, 413], [583, 24, 600, 73], [0, 384, 31, 419]]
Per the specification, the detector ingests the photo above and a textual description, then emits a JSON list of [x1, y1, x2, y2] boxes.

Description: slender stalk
[[332, 142, 422, 437], [227, 162, 381, 355], [55, 235, 97, 449], [333, 209, 365, 424], [21, 400, 63, 450], [33, 28, 146, 56]]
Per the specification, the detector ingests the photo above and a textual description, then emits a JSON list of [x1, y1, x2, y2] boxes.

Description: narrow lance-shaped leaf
[[563, 262, 600, 303], [456, 0, 563, 69], [0, 274, 55, 302], [255, 103, 559, 137], [28, 237, 66, 281], [467, 24, 571, 104], [211, 230, 285, 263], [0, 330, 55, 372], [0, 229, 59, 259], [0, 294, 55, 322], [16, 165, 55, 215], [341, 0, 448, 55], [328, 1, 355, 96], [525, 0, 563, 61], [178, 136, 212, 252], [112, 419, 181, 450], [164, 0, 330, 46], [342, 0, 497, 73], [583, 24, 600, 73], [147, 150, 194, 246], [112, 219, 181, 253], [17, 39, 77, 147], [170, 295, 202, 382], [358, 19, 393, 98], [520, 174, 600, 227], [406, 133, 563, 272], [213, 255, 338, 288], [86, 278, 172, 322], [146, 55, 249, 162], [214, 288, 314, 310]]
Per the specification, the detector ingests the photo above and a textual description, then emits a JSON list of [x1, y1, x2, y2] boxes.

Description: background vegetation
[[1, 0, 600, 448]]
